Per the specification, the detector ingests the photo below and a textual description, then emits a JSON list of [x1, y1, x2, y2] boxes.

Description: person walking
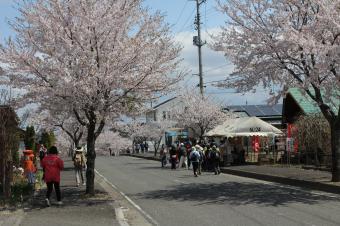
[[186, 143, 192, 169], [195, 145, 204, 175], [140, 143, 145, 153], [210, 145, 221, 175], [189, 147, 200, 177], [160, 146, 168, 168], [22, 150, 37, 188], [169, 145, 177, 170], [41, 146, 64, 207], [72, 147, 86, 186], [178, 143, 187, 169], [39, 144, 47, 162]]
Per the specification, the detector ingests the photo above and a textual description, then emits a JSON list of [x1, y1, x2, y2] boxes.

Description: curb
[[95, 169, 154, 226], [220, 168, 340, 194], [125, 154, 340, 195]]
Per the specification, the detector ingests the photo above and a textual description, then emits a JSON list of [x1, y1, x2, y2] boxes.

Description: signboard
[[249, 127, 261, 132], [286, 138, 294, 153]]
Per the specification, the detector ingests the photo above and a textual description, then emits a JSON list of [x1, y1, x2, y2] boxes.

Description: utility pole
[[193, 0, 206, 96]]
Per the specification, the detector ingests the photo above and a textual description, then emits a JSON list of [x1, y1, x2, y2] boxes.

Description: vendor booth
[[205, 117, 283, 164]]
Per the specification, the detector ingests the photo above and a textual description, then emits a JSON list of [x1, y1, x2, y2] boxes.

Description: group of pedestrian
[[21, 144, 88, 207], [134, 142, 149, 153], [161, 142, 222, 177]]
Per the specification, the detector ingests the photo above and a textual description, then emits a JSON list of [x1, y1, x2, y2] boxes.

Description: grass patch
[[0, 170, 44, 207]]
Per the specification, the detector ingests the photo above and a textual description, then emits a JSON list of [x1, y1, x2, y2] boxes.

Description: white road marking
[[174, 179, 187, 184], [115, 207, 130, 226], [95, 169, 159, 226]]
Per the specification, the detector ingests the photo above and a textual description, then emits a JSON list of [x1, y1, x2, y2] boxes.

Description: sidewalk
[[128, 152, 340, 194], [19, 159, 119, 226]]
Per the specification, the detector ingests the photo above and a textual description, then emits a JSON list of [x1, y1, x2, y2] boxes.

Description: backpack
[[74, 153, 83, 167], [199, 151, 204, 161], [190, 151, 200, 162], [210, 150, 220, 160], [39, 150, 45, 160]]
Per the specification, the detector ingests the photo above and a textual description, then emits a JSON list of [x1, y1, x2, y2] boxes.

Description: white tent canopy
[[205, 117, 283, 137]]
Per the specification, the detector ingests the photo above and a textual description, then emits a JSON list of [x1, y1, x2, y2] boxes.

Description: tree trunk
[[331, 120, 340, 182], [4, 160, 12, 199], [85, 122, 96, 195], [153, 137, 162, 157]]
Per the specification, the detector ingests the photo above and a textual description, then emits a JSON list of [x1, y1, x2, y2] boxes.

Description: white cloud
[[174, 28, 270, 105]]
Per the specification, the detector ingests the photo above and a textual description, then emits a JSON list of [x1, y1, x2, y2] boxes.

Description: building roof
[[287, 88, 339, 115], [152, 97, 177, 110], [223, 104, 283, 117]]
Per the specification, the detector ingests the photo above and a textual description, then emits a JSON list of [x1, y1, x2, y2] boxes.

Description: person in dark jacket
[[41, 146, 64, 207], [169, 145, 177, 170], [210, 145, 221, 175]]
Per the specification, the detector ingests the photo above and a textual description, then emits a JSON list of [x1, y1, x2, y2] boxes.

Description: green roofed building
[[283, 88, 339, 124]]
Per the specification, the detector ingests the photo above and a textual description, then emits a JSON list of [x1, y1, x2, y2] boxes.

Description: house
[[282, 88, 339, 163], [145, 97, 188, 146], [146, 97, 178, 122], [282, 87, 339, 124], [223, 104, 283, 129]]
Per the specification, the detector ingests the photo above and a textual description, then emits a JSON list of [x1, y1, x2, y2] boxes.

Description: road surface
[[96, 156, 340, 226]]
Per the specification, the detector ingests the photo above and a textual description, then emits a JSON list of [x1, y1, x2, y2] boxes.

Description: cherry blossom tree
[[171, 91, 230, 141], [143, 120, 173, 156], [0, 0, 183, 194], [24, 103, 85, 152], [212, 0, 340, 181], [96, 130, 130, 156]]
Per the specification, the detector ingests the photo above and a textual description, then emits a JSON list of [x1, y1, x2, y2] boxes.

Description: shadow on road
[[135, 181, 340, 207]]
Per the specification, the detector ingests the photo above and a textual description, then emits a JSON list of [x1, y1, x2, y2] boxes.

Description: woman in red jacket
[[41, 146, 64, 207]]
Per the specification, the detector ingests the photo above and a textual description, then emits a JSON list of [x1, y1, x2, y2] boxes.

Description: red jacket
[[41, 154, 64, 183]]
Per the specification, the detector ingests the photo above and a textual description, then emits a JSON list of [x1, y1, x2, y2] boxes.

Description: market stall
[[205, 117, 283, 164]]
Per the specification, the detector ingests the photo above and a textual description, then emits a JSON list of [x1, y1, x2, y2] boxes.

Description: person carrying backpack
[[210, 145, 221, 175], [39, 144, 47, 161], [189, 147, 200, 177], [178, 143, 187, 169], [195, 145, 204, 175], [73, 146, 86, 186]]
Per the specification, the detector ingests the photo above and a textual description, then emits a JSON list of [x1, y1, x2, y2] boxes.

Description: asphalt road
[[96, 156, 340, 226]]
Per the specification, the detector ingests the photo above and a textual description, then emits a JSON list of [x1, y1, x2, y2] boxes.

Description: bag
[[211, 151, 220, 160], [190, 151, 199, 162], [74, 153, 83, 167], [39, 150, 45, 160], [199, 151, 204, 161]]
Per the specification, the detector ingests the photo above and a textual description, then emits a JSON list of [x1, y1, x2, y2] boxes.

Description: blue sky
[[0, 0, 270, 105]]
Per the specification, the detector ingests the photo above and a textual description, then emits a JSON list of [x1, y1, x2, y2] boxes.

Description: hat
[[180, 143, 184, 146], [195, 145, 203, 151], [76, 147, 84, 152]]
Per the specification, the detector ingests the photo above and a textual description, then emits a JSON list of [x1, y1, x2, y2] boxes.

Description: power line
[[177, 8, 195, 33], [174, 1, 189, 26], [203, 64, 232, 73]]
